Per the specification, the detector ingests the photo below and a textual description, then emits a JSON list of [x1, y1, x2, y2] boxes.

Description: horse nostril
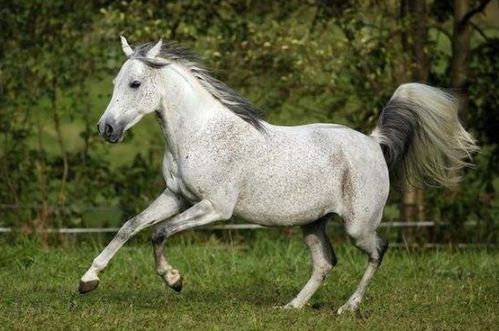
[[105, 124, 114, 136]]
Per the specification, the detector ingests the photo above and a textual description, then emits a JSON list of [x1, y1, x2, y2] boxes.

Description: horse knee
[[116, 216, 144, 240], [116, 225, 133, 241], [151, 228, 166, 245]]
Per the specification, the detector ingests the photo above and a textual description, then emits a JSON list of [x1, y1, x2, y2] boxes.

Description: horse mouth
[[104, 133, 125, 144]]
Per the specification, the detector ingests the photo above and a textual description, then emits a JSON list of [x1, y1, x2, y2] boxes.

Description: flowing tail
[[371, 83, 479, 187]]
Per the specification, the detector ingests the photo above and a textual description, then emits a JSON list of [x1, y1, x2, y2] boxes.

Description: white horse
[[79, 37, 477, 314]]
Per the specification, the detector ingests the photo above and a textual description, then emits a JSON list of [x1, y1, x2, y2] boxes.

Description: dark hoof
[[79, 279, 100, 294], [169, 277, 183, 293]]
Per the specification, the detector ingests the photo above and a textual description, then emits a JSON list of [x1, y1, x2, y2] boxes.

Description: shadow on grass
[[68, 280, 357, 318]]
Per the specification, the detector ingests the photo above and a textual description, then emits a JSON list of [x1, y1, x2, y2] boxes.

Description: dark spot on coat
[[341, 168, 355, 219], [341, 168, 355, 201]]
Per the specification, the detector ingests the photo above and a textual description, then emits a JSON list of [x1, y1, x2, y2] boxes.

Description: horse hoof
[[79, 279, 100, 294], [169, 277, 183, 293]]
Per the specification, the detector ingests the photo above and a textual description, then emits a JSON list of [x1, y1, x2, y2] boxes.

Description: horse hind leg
[[284, 216, 337, 309], [337, 212, 389, 314]]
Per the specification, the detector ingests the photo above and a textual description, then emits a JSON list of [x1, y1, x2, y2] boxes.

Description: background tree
[[0, 0, 497, 244]]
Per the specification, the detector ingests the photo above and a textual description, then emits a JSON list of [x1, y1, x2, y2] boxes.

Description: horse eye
[[130, 80, 141, 89]]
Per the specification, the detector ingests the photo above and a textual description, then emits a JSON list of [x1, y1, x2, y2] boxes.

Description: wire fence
[[1, 203, 449, 233], [0, 221, 446, 233], [0, 203, 121, 212], [2, 204, 495, 247]]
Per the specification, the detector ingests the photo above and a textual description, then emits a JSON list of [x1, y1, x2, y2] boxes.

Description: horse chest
[[162, 152, 206, 203]]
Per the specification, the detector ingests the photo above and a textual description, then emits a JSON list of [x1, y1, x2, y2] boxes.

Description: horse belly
[[233, 172, 342, 226], [234, 194, 337, 226]]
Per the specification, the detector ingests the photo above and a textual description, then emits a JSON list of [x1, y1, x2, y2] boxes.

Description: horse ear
[[120, 36, 134, 58], [146, 39, 163, 59]]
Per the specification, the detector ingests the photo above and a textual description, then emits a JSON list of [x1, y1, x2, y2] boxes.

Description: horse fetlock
[[337, 295, 362, 314], [166, 268, 180, 281], [90, 258, 106, 272], [283, 299, 305, 309], [155, 266, 168, 276], [161, 269, 183, 292]]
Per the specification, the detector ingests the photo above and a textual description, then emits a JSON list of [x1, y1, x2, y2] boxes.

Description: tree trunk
[[408, 0, 429, 82], [51, 78, 69, 205], [34, 112, 49, 245], [449, 0, 490, 195], [451, 0, 472, 125]]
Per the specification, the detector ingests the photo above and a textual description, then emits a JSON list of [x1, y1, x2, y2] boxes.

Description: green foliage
[[0, 1, 497, 242]]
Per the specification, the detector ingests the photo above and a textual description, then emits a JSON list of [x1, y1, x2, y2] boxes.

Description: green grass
[[1, 232, 498, 330]]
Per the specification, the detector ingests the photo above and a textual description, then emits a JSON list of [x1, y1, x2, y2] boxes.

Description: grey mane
[[132, 42, 265, 132]]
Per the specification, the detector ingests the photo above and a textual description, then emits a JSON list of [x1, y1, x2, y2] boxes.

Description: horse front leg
[[79, 189, 184, 294], [152, 228, 183, 292], [151, 199, 232, 292]]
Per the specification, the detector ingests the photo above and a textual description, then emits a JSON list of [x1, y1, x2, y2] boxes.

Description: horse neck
[[155, 64, 236, 153]]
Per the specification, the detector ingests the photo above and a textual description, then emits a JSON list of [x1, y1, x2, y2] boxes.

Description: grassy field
[[0, 232, 498, 330]]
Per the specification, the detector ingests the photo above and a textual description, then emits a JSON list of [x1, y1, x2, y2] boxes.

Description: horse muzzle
[[97, 118, 124, 143]]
